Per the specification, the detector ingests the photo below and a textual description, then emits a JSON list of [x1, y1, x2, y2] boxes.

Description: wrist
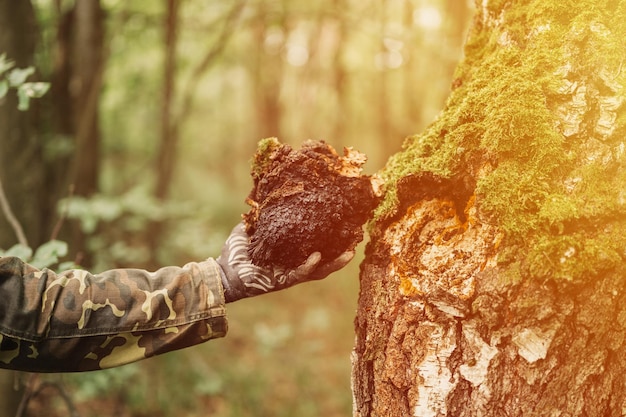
[[215, 256, 245, 303]]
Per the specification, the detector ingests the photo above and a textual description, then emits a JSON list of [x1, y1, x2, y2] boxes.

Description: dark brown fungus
[[243, 138, 381, 269]]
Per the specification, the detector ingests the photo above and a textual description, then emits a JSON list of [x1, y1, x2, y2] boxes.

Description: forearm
[[0, 257, 227, 372]]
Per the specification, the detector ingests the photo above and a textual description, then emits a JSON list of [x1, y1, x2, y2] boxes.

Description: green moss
[[376, 0, 626, 282], [523, 223, 626, 282], [251, 137, 282, 178]]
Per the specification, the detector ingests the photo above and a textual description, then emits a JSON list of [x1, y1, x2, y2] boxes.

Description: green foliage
[[59, 185, 205, 268], [0, 53, 50, 111], [0, 53, 65, 274], [31, 240, 73, 270], [0, 243, 33, 260], [376, 0, 626, 283], [0, 240, 75, 270], [67, 364, 141, 403]]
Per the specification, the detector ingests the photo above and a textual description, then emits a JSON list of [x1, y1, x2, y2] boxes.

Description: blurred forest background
[[0, 0, 472, 416]]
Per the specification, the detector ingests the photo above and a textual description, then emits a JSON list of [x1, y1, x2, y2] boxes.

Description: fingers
[[220, 222, 249, 264], [309, 250, 355, 281], [222, 216, 356, 293], [328, 250, 356, 272]]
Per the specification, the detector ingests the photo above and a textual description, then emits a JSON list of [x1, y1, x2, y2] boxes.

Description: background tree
[[353, 1, 626, 415], [51, 0, 105, 265], [0, 0, 42, 249], [0, 1, 41, 415]]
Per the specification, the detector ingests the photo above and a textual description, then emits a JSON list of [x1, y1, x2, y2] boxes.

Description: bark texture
[[0, 0, 43, 249], [0, 1, 38, 415], [353, 1, 626, 416], [70, 0, 104, 198]]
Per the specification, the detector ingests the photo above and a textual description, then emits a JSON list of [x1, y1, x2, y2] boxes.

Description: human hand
[[216, 223, 354, 303]]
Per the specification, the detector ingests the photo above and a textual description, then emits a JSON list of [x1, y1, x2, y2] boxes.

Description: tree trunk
[[353, 1, 626, 416], [47, 0, 105, 264], [252, 4, 285, 139], [145, 0, 180, 268], [69, 0, 105, 265], [332, 0, 348, 142], [0, 1, 38, 414], [376, 1, 391, 150], [155, 0, 180, 202], [71, 0, 104, 198], [0, 0, 44, 249]]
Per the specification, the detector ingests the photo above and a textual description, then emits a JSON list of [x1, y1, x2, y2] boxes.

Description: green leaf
[[16, 82, 50, 111], [7, 66, 35, 87], [0, 79, 8, 99], [31, 240, 68, 269], [58, 261, 79, 271], [17, 87, 30, 111], [0, 244, 33, 260], [21, 82, 50, 98], [0, 54, 15, 74]]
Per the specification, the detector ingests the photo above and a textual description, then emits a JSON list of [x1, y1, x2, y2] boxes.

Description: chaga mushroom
[[243, 138, 381, 269]]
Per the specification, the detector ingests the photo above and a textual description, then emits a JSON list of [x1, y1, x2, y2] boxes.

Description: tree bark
[[0, 1, 38, 414], [144, 0, 180, 268], [71, 0, 104, 198], [47, 0, 105, 264], [0, 0, 44, 249], [332, 0, 348, 142], [353, 1, 626, 416], [252, 3, 285, 139], [70, 0, 105, 266], [155, 0, 180, 202]]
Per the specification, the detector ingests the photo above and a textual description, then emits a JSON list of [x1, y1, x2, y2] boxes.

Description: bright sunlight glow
[[413, 6, 443, 31]]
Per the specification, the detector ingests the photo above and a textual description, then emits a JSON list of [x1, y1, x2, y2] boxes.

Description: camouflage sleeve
[[0, 256, 227, 372]]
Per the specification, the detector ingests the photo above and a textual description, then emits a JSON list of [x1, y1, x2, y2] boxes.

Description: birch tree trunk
[[353, 1, 626, 416]]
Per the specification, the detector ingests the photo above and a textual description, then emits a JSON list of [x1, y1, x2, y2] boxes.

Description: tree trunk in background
[[0, 374, 20, 417], [69, 0, 104, 265], [1, 0, 104, 411], [332, 0, 348, 143], [0, 0, 45, 249], [71, 0, 104, 197], [353, 1, 626, 416], [0, 1, 38, 414], [376, 1, 391, 153], [401, 0, 419, 151], [155, 0, 180, 203], [146, 0, 180, 268], [47, 0, 105, 264], [253, 4, 285, 139]]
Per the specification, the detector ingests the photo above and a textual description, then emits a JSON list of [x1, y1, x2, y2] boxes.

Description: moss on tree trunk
[[353, 1, 626, 415]]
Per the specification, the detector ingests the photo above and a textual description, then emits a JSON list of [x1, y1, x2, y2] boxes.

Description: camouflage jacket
[[0, 256, 227, 372]]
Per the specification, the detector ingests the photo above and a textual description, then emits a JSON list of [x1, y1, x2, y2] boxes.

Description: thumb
[[293, 252, 322, 278]]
